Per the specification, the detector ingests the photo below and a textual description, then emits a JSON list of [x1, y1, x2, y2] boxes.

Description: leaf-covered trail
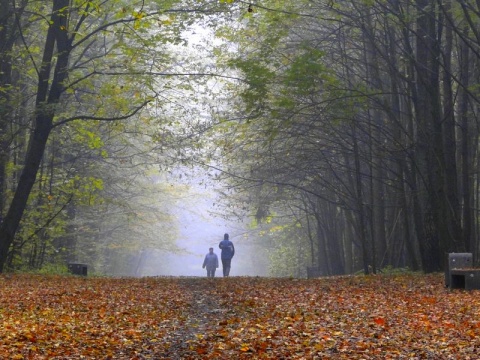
[[0, 274, 480, 359], [160, 278, 227, 359]]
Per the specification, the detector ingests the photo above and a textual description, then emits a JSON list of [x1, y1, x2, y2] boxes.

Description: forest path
[[159, 277, 230, 359]]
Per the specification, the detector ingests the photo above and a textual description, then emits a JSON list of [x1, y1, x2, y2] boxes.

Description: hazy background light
[[136, 177, 269, 277], [130, 23, 270, 277]]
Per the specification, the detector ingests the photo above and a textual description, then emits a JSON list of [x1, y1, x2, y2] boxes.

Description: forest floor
[[0, 273, 479, 359]]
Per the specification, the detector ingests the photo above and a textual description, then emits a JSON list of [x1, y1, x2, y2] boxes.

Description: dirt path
[[159, 278, 228, 359]]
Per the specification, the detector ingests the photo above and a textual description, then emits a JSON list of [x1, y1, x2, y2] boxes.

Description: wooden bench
[[445, 253, 480, 290], [449, 269, 480, 290]]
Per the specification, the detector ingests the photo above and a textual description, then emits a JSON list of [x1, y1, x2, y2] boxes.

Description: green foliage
[[0, 0, 204, 272], [36, 263, 70, 275], [379, 265, 416, 275], [228, 58, 276, 112], [283, 47, 328, 94], [247, 215, 311, 277]]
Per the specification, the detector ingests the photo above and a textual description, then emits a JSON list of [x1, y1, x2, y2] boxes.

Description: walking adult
[[202, 247, 219, 278], [219, 233, 235, 277]]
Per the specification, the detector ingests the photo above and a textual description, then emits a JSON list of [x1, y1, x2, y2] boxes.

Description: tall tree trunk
[[0, 0, 20, 219], [458, 27, 473, 252], [301, 194, 317, 267], [0, 0, 71, 271], [314, 211, 328, 275], [342, 209, 354, 274], [440, 0, 464, 253], [318, 201, 344, 275], [359, 0, 387, 270], [413, 0, 445, 272], [352, 121, 372, 274]]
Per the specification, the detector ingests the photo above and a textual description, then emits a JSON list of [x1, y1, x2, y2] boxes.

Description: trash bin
[[68, 263, 88, 276]]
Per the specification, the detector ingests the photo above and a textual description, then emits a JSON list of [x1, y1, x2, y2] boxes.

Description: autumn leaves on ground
[[0, 274, 479, 359]]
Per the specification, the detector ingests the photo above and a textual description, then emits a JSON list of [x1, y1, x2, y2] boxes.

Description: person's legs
[[223, 259, 231, 277], [221, 259, 227, 276]]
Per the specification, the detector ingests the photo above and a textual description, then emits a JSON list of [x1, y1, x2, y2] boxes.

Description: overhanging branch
[[51, 100, 152, 128]]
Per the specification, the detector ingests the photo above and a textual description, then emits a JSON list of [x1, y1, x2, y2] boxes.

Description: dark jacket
[[219, 239, 235, 260]]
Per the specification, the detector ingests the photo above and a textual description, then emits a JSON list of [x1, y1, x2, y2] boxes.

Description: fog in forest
[[132, 183, 269, 278], [128, 31, 270, 277]]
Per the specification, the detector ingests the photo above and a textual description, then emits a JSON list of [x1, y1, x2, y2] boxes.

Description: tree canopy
[[1, 0, 480, 276], [206, 0, 480, 275]]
